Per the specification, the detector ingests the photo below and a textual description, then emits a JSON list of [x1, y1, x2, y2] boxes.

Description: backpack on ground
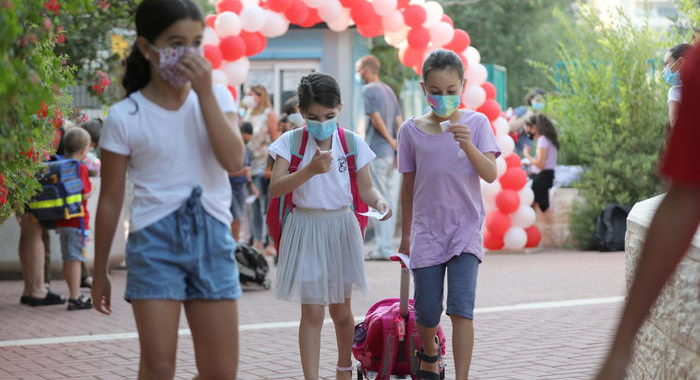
[[594, 204, 631, 251], [235, 243, 271, 289], [266, 127, 368, 254], [27, 159, 84, 229]]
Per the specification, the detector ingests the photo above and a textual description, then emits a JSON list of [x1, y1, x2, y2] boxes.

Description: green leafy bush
[[540, 8, 670, 248]]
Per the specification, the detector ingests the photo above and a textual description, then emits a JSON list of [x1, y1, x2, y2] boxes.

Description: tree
[[440, 0, 577, 107]]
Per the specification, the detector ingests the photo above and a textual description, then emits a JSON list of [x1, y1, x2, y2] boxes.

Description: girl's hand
[[308, 148, 333, 175], [375, 199, 393, 221], [398, 237, 410, 256], [91, 273, 112, 315], [178, 53, 213, 96], [448, 123, 472, 152]]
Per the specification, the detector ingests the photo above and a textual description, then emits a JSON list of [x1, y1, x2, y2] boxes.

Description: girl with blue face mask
[[664, 43, 691, 127], [267, 73, 391, 380]]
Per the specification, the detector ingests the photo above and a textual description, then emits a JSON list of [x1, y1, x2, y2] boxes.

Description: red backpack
[[266, 126, 368, 255]]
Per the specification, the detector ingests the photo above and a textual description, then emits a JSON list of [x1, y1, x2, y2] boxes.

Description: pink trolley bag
[[352, 255, 447, 379]]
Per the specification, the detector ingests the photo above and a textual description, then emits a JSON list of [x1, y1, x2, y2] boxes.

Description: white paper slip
[[393, 253, 411, 269], [440, 120, 451, 133], [358, 208, 389, 220], [245, 195, 257, 204]]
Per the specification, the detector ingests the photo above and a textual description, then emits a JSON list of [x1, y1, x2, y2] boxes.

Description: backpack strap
[[338, 127, 369, 235], [289, 128, 308, 173]]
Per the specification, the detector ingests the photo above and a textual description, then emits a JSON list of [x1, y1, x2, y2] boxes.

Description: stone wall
[[536, 187, 581, 248], [625, 195, 700, 379]]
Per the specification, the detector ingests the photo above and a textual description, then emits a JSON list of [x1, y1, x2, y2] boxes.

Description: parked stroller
[[235, 243, 271, 289], [353, 255, 447, 379]]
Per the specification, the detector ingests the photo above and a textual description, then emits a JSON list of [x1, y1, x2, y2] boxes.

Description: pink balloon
[[428, 21, 454, 47], [462, 85, 486, 109], [382, 9, 405, 32], [372, 0, 397, 16]]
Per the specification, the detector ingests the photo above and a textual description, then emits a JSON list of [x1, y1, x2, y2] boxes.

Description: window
[[245, 60, 319, 115]]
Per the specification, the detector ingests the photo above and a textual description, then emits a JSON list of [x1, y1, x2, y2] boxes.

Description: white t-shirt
[[268, 128, 375, 210], [668, 85, 682, 103], [100, 84, 237, 232]]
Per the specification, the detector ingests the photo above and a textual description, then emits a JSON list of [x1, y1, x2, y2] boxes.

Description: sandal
[[21, 290, 66, 307], [336, 365, 353, 380], [415, 348, 441, 380], [67, 294, 93, 311]]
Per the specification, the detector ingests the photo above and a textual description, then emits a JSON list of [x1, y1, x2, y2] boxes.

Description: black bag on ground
[[594, 204, 631, 251], [235, 243, 271, 289]]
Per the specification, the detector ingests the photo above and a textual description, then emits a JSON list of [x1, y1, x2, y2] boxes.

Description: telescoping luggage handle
[[390, 254, 411, 319]]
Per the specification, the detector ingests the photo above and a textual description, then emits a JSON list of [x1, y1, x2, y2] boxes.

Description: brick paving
[[0, 250, 626, 379]]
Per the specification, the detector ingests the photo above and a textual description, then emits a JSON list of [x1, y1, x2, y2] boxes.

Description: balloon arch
[[203, 0, 541, 250]]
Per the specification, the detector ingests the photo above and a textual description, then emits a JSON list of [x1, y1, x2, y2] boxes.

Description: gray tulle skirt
[[275, 207, 368, 305]]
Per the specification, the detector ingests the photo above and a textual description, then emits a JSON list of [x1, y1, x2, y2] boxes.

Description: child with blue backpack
[[398, 50, 500, 380], [92, 0, 245, 378], [268, 72, 391, 380]]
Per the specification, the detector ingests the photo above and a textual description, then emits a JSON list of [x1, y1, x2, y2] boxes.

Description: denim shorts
[[125, 186, 242, 301], [57, 227, 88, 262], [413, 252, 480, 328], [230, 184, 245, 221]]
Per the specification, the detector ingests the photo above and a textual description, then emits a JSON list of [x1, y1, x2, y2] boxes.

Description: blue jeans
[[249, 175, 269, 243], [125, 186, 242, 301], [413, 253, 480, 328]]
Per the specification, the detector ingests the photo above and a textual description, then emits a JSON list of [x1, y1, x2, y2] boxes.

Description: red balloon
[[504, 153, 522, 168], [486, 211, 512, 237], [267, 0, 293, 12], [203, 44, 223, 69], [477, 99, 501, 122], [205, 14, 217, 28], [340, 0, 358, 7], [299, 7, 322, 27], [484, 230, 505, 250], [402, 4, 426, 27], [240, 31, 264, 56], [285, 0, 309, 25], [499, 167, 528, 191], [227, 85, 238, 101], [399, 46, 424, 68], [357, 16, 383, 37], [257, 33, 268, 54], [495, 189, 521, 214], [413, 64, 423, 76], [441, 14, 454, 27], [525, 225, 541, 248], [482, 82, 497, 100], [350, 1, 374, 25], [444, 29, 470, 53], [397, 0, 410, 9], [216, 0, 242, 14], [219, 35, 246, 61], [407, 27, 430, 50]]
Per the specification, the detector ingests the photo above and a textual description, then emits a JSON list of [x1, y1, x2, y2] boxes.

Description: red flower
[[36, 101, 48, 119], [51, 117, 63, 129], [91, 84, 105, 95], [53, 26, 65, 45], [0, 175, 7, 205], [98, 0, 110, 11], [43, 0, 60, 15], [43, 17, 53, 31]]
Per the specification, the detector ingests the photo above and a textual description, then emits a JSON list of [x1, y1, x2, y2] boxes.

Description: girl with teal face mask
[[398, 49, 501, 380], [267, 73, 392, 380]]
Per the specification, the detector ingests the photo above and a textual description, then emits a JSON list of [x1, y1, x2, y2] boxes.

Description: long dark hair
[[122, 0, 203, 97], [669, 43, 691, 60], [297, 73, 341, 111], [527, 114, 560, 150]]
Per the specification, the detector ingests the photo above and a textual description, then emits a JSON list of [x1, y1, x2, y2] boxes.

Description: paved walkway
[[0, 250, 626, 379]]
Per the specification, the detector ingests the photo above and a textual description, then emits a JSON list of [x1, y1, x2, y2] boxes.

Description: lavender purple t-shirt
[[398, 111, 501, 269], [531, 136, 558, 174]]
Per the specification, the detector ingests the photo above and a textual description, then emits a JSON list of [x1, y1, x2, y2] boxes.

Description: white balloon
[[481, 179, 501, 206], [302, 0, 322, 7], [494, 117, 509, 136], [373, 0, 397, 16], [462, 85, 486, 110], [241, 0, 259, 6], [428, 22, 454, 47], [261, 10, 290, 37], [504, 227, 527, 250], [317, 0, 342, 21], [382, 9, 405, 33], [423, 1, 443, 28], [385, 27, 409, 47], [221, 58, 250, 86], [465, 63, 488, 86], [511, 205, 536, 228], [410, 0, 426, 5], [215, 11, 241, 37], [327, 8, 351, 32], [519, 187, 535, 207], [496, 134, 515, 157], [240, 6, 265, 32], [202, 27, 220, 46], [212, 69, 228, 85], [496, 156, 507, 177], [464, 46, 481, 65]]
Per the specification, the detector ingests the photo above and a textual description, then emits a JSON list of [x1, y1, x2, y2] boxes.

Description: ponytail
[[122, 45, 151, 97]]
